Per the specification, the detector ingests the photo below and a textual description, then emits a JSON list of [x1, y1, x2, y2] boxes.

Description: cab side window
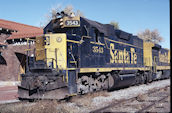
[[82, 25, 88, 36], [99, 33, 104, 43], [93, 28, 100, 43]]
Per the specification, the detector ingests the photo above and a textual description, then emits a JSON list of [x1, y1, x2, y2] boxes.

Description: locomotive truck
[[18, 12, 170, 100]]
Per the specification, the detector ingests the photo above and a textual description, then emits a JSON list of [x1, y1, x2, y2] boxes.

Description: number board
[[64, 20, 80, 27]]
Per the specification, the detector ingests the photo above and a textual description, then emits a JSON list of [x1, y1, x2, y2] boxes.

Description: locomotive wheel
[[77, 76, 89, 94], [97, 75, 108, 90], [107, 74, 114, 90], [77, 74, 110, 94], [135, 75, 140, 85], [94, 79, 102, 90], [140, 74, 145, 84], [144, 72, 149, 84], [89, 77, 97, 92]]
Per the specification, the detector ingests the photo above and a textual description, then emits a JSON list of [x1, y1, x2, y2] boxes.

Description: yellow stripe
[[66, 66, 170, 73], [66, 70, 68, 83], [67, 68, 77, 70], [67, 66, 170, 73], [67, 40, 81, 44], [156, 66, 170, 70], [67, 39, 105, 46], [70, 61, 77, 64], [105, 38, 143, 49], [90, 41, 105, 46], [79, 67, 149, 73], [104, 38, 109, 49]]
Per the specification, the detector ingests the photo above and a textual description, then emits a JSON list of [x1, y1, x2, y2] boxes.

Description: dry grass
[[0, 100, 70, 113], [136, 94, 148, 102], [0, 91, 109, 113], [69, 90, 109, 108]]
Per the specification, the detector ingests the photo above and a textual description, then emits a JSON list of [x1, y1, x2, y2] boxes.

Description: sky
[[0, 0, 170, 49]]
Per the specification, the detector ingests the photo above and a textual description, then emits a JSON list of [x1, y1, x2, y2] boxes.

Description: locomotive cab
[[35, 34, 67, 70], [18, 34, 72, 100], [18, 15, 81, 100]]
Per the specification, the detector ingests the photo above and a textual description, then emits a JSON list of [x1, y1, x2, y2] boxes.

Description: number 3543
[[92, 46, 104, 53], [65, 20, 79, 26]]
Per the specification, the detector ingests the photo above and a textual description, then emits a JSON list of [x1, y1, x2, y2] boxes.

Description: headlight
[[56, 37, 62, 42]]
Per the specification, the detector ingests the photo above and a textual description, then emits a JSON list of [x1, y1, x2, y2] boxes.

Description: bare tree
[[137, 29, 163, 44], [110, 21, 119, 29], [40, 4, 84, 28], [63, 5, 84, 17], [75, 10, 84, 17], [63, 5, 73, 16]]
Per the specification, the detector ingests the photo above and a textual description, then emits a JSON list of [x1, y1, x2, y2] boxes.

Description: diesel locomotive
[[18, 12, 170, 100]]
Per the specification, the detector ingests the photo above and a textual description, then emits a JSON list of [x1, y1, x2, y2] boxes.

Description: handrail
[[26, 48, 59, 69]]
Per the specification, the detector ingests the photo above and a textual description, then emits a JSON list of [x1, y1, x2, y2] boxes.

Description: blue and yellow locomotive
[[18, 13, 170, 100]]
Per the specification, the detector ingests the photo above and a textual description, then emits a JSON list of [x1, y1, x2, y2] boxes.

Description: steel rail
[[136, 95, 169, 113], [89, 85, 170, 113]]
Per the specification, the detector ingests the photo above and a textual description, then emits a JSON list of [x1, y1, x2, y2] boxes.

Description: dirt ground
[[0, 79, 170, 113], [0, 86, 18, 103]]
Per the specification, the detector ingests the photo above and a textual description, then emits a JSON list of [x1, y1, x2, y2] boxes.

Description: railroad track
[[0, 100, 30, 106], [137, 95, 169, 112], [90, 85, 170, 113]]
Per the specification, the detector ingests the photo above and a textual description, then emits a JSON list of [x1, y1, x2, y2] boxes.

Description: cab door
[[79, 36, 91, 68], [90, 29, 105, 67]]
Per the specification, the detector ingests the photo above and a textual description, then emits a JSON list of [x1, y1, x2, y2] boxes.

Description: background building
[[0, 19, 43, 81]]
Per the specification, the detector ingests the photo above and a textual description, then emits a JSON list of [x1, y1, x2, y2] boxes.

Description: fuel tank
[[108, 73, 136, 90]]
